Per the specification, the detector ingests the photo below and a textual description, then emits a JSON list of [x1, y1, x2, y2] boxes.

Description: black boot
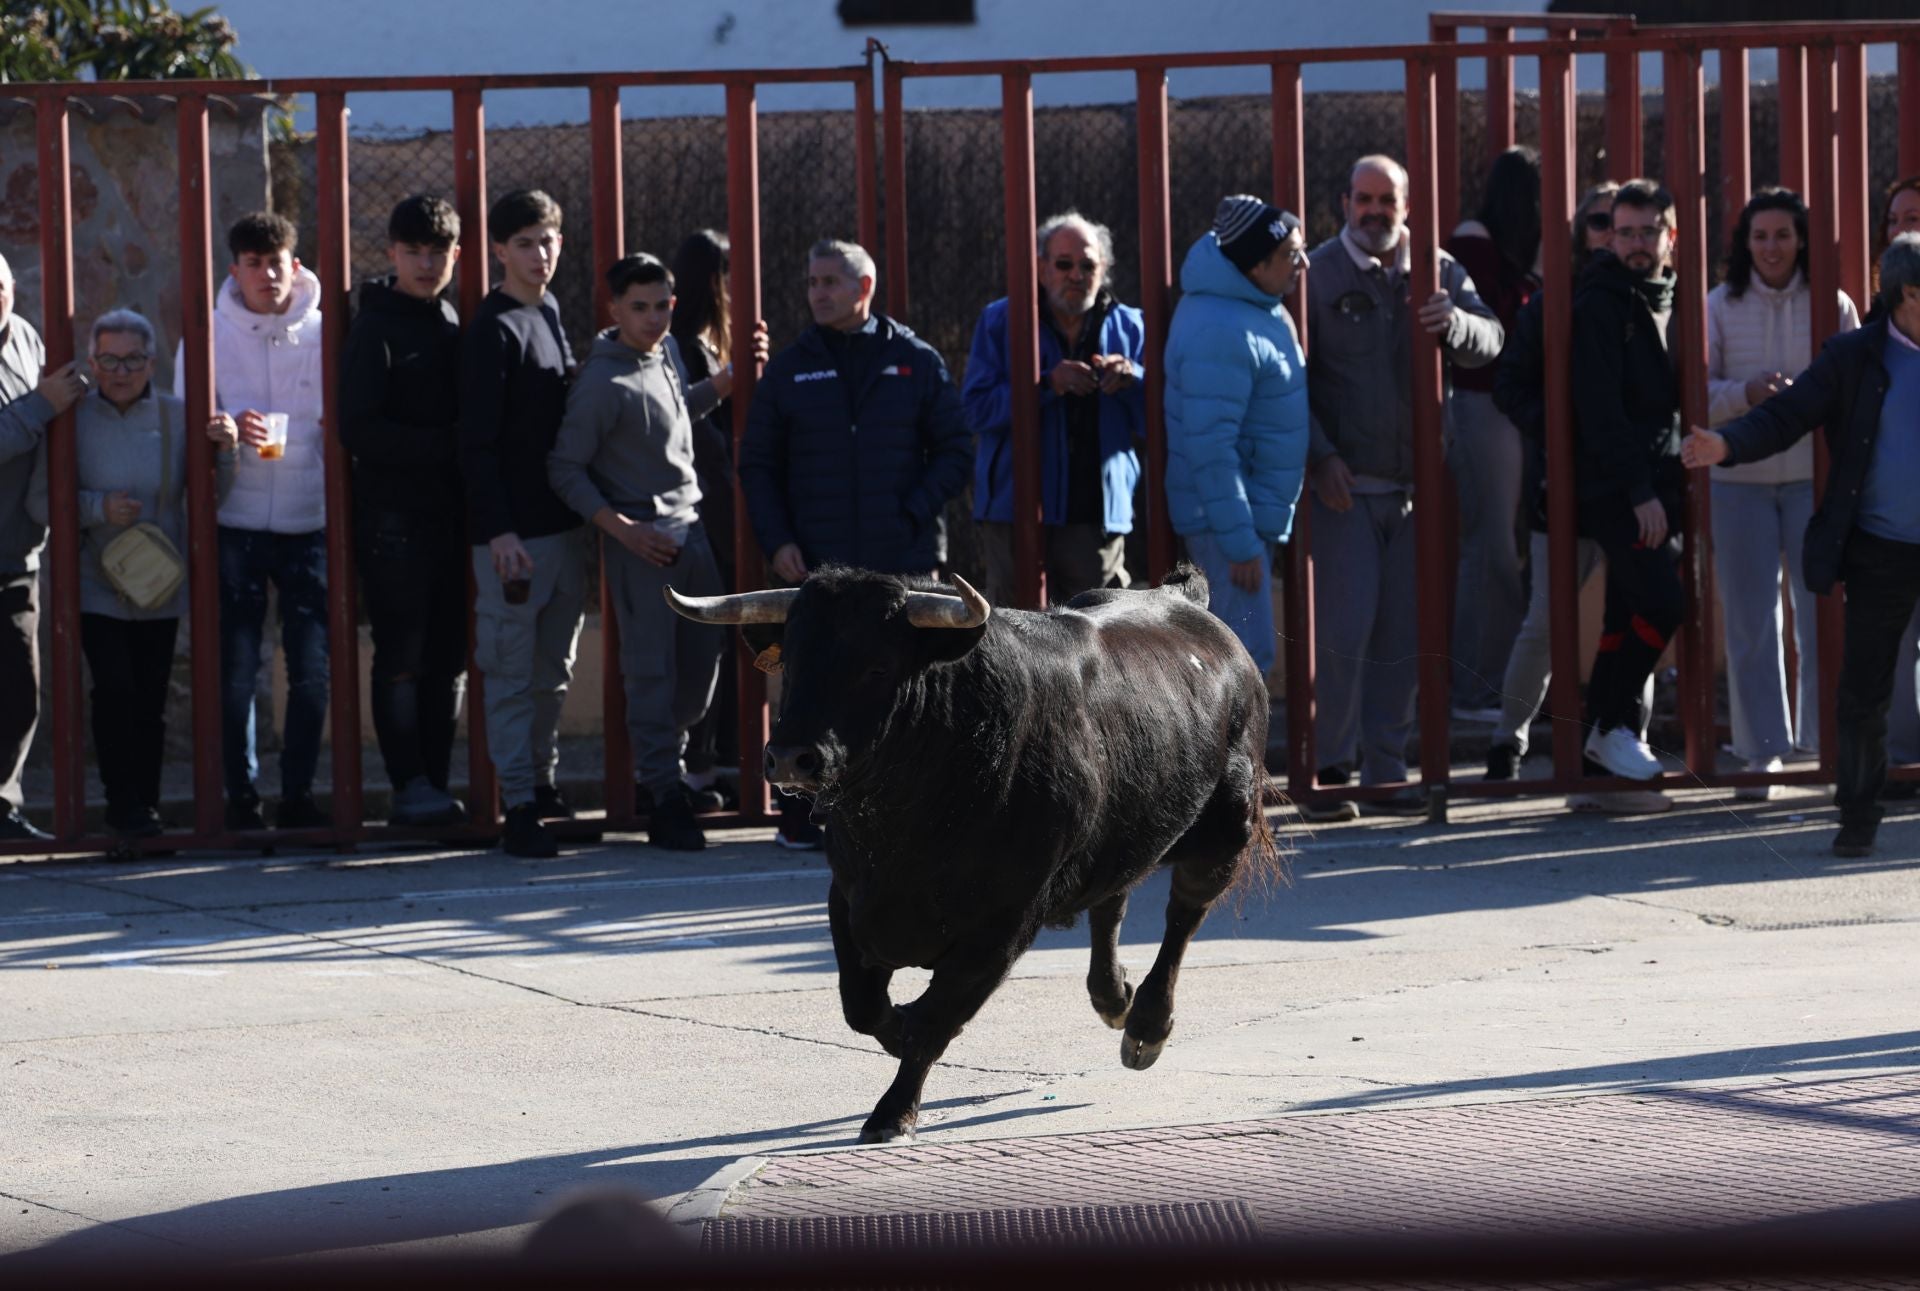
[[502, 802, 559, 859], [646, 786, 707, 852]]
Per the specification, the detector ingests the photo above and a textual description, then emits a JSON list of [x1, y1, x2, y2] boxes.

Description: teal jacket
[[1163, 233, 1309, 562]]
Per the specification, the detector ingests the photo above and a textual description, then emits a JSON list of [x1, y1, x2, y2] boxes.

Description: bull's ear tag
[[753, 644, 784, 674]]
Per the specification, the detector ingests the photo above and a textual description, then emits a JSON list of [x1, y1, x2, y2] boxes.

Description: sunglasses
[[94, 353, 151, 373], [1050, 257, 1100, 275], [1583, 212, 1613, 231]]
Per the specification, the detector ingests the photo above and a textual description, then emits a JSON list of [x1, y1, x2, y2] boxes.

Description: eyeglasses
[[94, 353, 150, 373], [1583, 212, 1613, 232], [1288, 246, 1309, 267], [1050, 257, 1100, 275]]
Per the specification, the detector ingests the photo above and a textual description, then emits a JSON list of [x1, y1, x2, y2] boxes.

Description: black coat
[[739, 314, 970, 575], [339, 278, 462, 521], [1570, 252, 1680, 506], [1719, 318, 1902, 595]]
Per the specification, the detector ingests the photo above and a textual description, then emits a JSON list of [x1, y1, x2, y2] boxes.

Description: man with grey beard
[[963, 210, 1146, 606], [1302, 155, 1503, 820]]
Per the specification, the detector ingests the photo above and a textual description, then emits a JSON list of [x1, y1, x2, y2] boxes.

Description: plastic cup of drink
[[257, 412, 289, 460]]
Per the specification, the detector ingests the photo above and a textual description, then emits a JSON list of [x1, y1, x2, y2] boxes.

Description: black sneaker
[[275, 794, 328, 830], [532, 783, 575, 821], [1832, 821, 1877, 858], [105, 804, 162, 840], [0, 808, 51, 843], [1364, 787, 1429, 817], [647, 787, 708, 852], [774, 797, 824, 850], [1486, 741, 1520, 781], [226, 793, 267, 831], [1879, 779, 1919, 802], [502, 803, 559, 859]]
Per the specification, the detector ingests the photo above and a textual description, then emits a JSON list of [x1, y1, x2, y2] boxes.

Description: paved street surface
[[2, 785, 1916, 1265]]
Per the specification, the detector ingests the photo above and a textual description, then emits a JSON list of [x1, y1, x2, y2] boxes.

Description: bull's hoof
[[1093, 981, 1135, 1030], [858, 1112, 917, 1144], [1120, 1032, 1167, 1070]]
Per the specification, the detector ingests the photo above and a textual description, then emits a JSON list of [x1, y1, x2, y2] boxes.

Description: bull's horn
[[904, 573, 991, 629], [663, 585, 800, 624]]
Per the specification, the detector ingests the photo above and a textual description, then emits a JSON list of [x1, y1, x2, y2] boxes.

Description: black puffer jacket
[[1569, 251, 1680, 506], [339, 278, 462, 521]]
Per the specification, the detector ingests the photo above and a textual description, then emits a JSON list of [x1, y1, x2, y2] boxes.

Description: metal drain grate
[[702, 1199, 1257, 1256]]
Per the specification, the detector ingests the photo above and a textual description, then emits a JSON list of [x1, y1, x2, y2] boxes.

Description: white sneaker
[[1583, 726, 1663, 780], [1734, 757, 1784, 801], [1569, 789, 1674, 814]]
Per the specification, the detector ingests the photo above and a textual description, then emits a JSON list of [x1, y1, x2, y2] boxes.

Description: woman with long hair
[[1446, 146, 1541, 719], [1706, 188, 1859, 798]]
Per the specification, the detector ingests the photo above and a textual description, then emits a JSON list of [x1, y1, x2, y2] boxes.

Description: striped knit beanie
[[1213, 194, 1300, 272]]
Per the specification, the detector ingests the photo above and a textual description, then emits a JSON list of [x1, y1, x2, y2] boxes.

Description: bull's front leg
[[828, 879, 895, 1036], [859, 932, 1033, 1145]]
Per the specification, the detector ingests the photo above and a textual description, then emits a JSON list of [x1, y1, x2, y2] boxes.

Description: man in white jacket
[[176, 212, 330, 831]]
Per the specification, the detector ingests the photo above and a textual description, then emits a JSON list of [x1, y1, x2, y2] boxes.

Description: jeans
[[1448, 390, 1528, 709], [605, 524, 727, 798], [0, 575, 37, 815], [471, 528, 588, 808], [1890, 602, 1920, 765], [81, 613, 178, 814], [1493, 530, 1603, 756], [1834, 530, 1920, 830], [219, 527, 330, 801], [1310, 490, 1419, 784], [1710, 480, 1819, 761], [356, 508, 468, 792], [977, 521, 1130, 608], [1183, 531, 1274, 678]]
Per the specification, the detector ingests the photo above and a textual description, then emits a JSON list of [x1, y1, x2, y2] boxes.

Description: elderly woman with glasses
[[28, 309, 236, 840]]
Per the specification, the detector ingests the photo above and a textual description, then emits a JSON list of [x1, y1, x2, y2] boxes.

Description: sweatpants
[[1310, 489, 1419, 785], [1447, 390, 1527, 709], [604, 523, 727, 799], [471, 527, 589, 809], [1580, 490, 1686, 735]]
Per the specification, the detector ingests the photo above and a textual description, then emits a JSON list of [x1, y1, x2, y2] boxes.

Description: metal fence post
[[855, 66, 880, 257], [1486, 25, 1516, 163], [726, 80, 771, 824], [883, 60, 910, 324], [1902, 41, 1920, 177], [1135, 66, 1175, 585], [1835, 42, 1870, 315], [1433, 22, 1460, 231], [1001, 72, 1043, 610], [1718, 48, 1750, 242], [1272, 59, 1314, 802], [1804, 44, 1844, 773], [1777, 46, 1808, 197], [1605, 21, 1643, 181], [1540, 49, 1584, 784]]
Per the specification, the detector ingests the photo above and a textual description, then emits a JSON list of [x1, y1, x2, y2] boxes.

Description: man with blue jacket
[[1164, 195, 1311, 680], [963, 211, 1145, 606], [741, 238, 970, 584]]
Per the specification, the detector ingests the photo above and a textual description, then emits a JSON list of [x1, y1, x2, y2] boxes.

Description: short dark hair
[[388, 194, 460, 249], [488, 189, 562, 243], [227, 211, 296, 261], [1724, 187, 1808, 299], [606, 253, 673, 298], [1612, 179, 1676, 228]]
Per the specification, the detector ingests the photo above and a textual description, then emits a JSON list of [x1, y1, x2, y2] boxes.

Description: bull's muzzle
[[765, 744, 826, 792]]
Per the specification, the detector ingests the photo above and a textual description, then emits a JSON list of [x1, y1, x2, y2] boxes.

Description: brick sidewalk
[[699, 1074, 1920, 1247]]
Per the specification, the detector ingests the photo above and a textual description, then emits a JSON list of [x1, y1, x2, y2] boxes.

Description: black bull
[[667, 564, 1279, 1144]]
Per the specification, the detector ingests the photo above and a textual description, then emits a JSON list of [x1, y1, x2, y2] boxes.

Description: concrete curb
[[665, 1154, 771, 1232]]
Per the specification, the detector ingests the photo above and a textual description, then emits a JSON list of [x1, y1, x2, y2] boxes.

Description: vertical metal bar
[[1404, 57, 1450, 796], [452, 87, 497, 827], [1002, 72, 1043, 610], [1835, 42, 1870, 317], [1805, 44, 1843, 772], [1901, 41, 1920, 178], [1777, 46, 1808, 197], [589, 81, 634, 825], [36, 95, 83, 842], [176, 93, 224, 840], [1605, 22, 1643, 180], [1433, 23, 1460, 233], [1664, 46, 1716, 777], [1272, 59, 1314, 801], [1486, 26, 1516, 163], [1719, 48, 1751, 242], [882, 61, 910, 323], [1540, 51, 1583, 785], [314, 92, 362, 841], [726, 81, 770, 823], [855, 68, 880, 257], [1135, 67, 1175, 585]]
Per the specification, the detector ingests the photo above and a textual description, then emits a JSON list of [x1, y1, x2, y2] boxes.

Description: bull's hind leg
[[1087, 892, 1134, 1028], [1121, 773, 1255, 1070]]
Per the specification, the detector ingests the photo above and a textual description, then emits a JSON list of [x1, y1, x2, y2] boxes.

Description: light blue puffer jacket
[[1163, 233, 1309, 563]]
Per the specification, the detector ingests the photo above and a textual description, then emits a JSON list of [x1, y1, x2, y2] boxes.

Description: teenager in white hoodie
[[176, 212, 330, 831], [1706, 189, 1859, 799]]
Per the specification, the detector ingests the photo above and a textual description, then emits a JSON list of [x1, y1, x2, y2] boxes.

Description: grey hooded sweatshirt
[[548, 331, 722, 529]]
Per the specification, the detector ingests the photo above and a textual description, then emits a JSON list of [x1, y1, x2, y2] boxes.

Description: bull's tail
[[1158, 562, 1210, 607], [1231, 781, 1292, 911]]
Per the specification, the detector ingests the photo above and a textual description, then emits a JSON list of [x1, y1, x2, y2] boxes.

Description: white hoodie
[[174, 266, 327, 532], [1706, 271, 1859, 486]]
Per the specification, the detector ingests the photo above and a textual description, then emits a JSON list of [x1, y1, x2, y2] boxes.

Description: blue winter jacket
[[961, 294, 1146, 533], [740, 314, 971, 575], [1163, 233, 1310, 562]]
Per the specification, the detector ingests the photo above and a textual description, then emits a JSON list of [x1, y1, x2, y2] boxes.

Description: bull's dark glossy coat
[[747, 564, 1275, 1144]]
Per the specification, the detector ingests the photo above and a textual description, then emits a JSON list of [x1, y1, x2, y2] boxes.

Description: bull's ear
[[914, 622, 987, 668], [741, 623, 785, 670]]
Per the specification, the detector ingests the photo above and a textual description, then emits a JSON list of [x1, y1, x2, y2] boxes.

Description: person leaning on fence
[[31, 311, 237, 840], [339, 194, 469, 829], [0, 252, 85, 843], [1482, 182, 1670, 815], [1867, 177, 1920, 791], [549, 253, 765, 852], [1303, 154, 1504, 821], [1162, 196, 1308, 680], [1569, 179, 1686, 785], [1706, 188, 1860, 801], [963, 209, 1145, 607], [1444, 146, 1541, 722], [739, 237, 972, 849], [174, 212, 331, 833], [1684, 234, 1920, 859], [459, 188, 589, 861]]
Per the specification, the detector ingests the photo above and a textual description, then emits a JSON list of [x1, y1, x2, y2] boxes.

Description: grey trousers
[[0, 574, 37, 815], [1710, 479, 1819, 761], [1447, 390, 1528, 709], [471, 528, 589, 808], [1494, 529, 1603, 756], [977, 521, 1129, 607], [605, 524, 727, 797], [1310, 490, 1419, 784]]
